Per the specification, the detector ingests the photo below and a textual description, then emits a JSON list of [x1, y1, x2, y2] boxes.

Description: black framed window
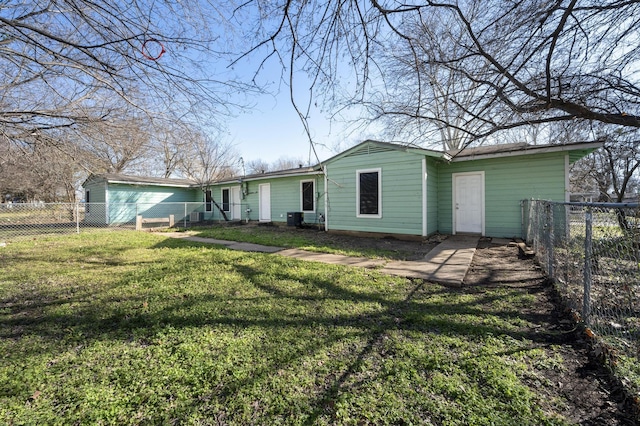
[[205, 190, 212, 212], [301, 181, 314, 212], [85, 190, 90, 213], [357, 170, 380, 216], [221, 188, 230, 212]]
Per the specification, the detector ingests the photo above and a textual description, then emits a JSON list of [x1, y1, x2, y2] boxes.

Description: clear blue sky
[[222, 58, 377, 166], [227, 91, 339, 165]]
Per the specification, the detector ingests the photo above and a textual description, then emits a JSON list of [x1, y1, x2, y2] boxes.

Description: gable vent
[[346, 144, 395, 157]]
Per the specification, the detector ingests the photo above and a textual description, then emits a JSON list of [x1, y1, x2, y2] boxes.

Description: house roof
[[83, 140, 603, 189], [84, 173, 196, 188], [317, 139, 602, 167], [447, 141, 603, 163], [320, 140, 446, 165], [213, 165, 323, 185], [229, 139, 601, 180], [447, 142, 530, 157]]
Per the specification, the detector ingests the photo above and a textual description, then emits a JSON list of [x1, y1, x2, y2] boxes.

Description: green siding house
[[83, 140, 601, 238], [209, 167, 325, 224], [318, 140, 599, 238], [82, 174, 201, 225]]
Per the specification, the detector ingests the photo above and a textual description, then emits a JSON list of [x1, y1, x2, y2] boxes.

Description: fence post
[[529, 200, 540, 253], [520, 200, 526, 241], [184, 203, 187, 228], [547, 202, 554, 279], [75, 202, 80, 234], [535, 201, 542, 254], [583, 207, 593, 325]]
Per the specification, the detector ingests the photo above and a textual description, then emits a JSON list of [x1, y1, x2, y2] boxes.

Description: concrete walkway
[[160, 233, 479, 286]]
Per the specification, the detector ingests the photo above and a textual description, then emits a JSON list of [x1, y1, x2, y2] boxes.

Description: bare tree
[[0, 135, 80, 202], [365, 5, 489, 150], [573, 130, 640, 204], [231, 0, 640, 149], [0, 1, 249, 150], [75, 113, 151, 175], [150, 122, 194, 179], [246, 156, 309, 174], [246, 158, 271, 175], [179, 131, 239, 184], [0, 2, 293, 201], [177, 129, 240, 220], [273, 156, 308, 171]]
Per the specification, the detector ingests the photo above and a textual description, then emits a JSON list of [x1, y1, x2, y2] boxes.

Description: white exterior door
[[453, 172, 484, 234], [259, 183, 271, 222], [231, 186, 242, 220]]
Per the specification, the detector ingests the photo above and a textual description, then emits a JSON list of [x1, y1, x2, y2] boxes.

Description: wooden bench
[[136, 214, 175, 230]]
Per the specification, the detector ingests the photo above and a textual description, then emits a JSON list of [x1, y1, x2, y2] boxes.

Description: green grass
[[0, 205, 75, 222], [1, 231, 572, 425], [191, 226, 400, 259]]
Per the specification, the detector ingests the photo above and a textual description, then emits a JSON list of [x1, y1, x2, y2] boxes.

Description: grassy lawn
[[1, 231, 570, 425]]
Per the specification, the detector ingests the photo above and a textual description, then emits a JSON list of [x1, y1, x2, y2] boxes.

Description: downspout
[[323, 165, 329, 231], [564, 154, 570, 202], [564, 154, 571, 242], [315, 175, 319, 226], [422, 158, 427, 237], [104, 180, 109, 225]]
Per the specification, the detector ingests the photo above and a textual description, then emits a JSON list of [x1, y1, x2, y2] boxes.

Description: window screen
[[301, 181, 314, 211], [205, 190, 212, 212], [222, 188, 230, 212], [359, 171, 379, 215]]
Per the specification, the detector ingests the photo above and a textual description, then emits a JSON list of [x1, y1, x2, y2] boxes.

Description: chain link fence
[[7, 199, 639, 356], [523, 199, 640, 366], [0, 202, 247, 242]]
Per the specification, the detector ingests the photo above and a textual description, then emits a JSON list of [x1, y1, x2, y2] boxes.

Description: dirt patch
[[251, 223, 442, 260], [466, 238, 638, 425]]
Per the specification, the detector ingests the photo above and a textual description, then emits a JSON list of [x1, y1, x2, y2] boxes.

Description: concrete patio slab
[[277, 248, 385, 269], [409, 235, 479, 286]]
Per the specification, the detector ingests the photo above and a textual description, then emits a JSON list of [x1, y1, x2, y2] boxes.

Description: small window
[[301, 180, 315, 212], [85, 190, 90, 214], [221, 188, 230, 212], [205, 190, 212, 212], [357, 169, 381, 217]]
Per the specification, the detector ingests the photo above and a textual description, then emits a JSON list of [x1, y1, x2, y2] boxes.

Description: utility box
[[287, 212, 303, 227]]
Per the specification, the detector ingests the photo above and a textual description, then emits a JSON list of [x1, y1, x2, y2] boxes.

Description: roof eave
[[108, 180, 194, 188], [83, 174, 196, 188], [450, 141, 603, 162], [212, 169, 323, 185]]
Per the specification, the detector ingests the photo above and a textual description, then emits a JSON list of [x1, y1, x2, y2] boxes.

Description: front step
[[511, 239, 535, 257]]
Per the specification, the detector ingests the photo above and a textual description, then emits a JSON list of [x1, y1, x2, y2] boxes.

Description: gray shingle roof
[[86, 173, 196, 187]]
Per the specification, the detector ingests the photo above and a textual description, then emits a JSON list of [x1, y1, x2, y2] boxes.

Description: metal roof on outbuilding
[[83, 173, 197, 188]]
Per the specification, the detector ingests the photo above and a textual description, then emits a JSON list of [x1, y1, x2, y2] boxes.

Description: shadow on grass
[[1, 234, 556, 349], [0, 235, 562, 423]]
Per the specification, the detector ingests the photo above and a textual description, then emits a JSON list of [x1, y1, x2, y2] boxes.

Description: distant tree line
[[2, 1, 640, 202]]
